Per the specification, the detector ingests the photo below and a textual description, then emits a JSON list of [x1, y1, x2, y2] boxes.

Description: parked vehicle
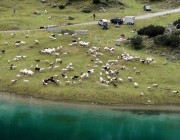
[[98, 19, 108, 26], [102, 22, 109, 30], [98, 19, 109, 29], [110, 17, 123, 24], [124, 16, 135, 25], [144, 5, 151, 11]]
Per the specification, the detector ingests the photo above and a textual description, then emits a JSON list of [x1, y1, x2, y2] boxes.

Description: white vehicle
[[98, 19, 109, 29], [124, 16, 135, 25], [98, 19, 108, 26]]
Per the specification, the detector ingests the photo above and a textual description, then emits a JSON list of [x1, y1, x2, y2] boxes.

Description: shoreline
[[1, 91, 180, 112]]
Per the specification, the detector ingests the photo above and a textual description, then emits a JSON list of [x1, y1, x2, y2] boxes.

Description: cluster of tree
[[137, 25, 165, 37], [153, 33, 180, 48]]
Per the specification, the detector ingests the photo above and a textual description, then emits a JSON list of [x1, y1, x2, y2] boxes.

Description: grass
[[0, 0, 180, 105]]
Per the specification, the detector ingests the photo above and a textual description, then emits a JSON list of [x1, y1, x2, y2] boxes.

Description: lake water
[[0, 92, 180, 140]]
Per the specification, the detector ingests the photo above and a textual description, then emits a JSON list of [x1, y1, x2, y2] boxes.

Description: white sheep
[[44, 9, 47, 14], [44, 60, 49, 63], [64, 33, 69, 35], [34, 39, 39, 44], [11, 79, 17, 84], [152, 84, 158, 88], [134, 82, 138, 88], [65, 80, 70, 85], [172, 90, 178, 94], [20, 41, 26, 45], [63, 52, 68, 55], [4, 42, 8, 45], [16, 74, 21, 78], [39, 68, 45, 72], [15, 43, 20, 47], [128, 77, 133, 81], [11, 33, 16, 37], [48, 16, 52, 19], [23, 79, 29, 83], [53, 65, 59, 69]]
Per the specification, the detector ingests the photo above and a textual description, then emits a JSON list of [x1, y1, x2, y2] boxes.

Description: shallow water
[[0, 92, 180, 140]]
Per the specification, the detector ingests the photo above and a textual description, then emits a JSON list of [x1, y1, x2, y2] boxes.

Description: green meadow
[[0, 0, 180, 105]]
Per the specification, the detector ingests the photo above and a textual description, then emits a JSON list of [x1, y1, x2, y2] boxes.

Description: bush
[[81, 9, 92, 13], [153, 34, 170, 46], [173, 19, 180, 29], [58, 5, 65, 9], [137, 25, 165, 37], [68, 16, 74, 20], [130, 35, 145, 50], [153, 33, 180, 48]]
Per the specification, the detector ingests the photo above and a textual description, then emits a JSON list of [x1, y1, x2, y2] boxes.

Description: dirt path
[[73, 8, 180, 26], [0, 8, 180, 32]]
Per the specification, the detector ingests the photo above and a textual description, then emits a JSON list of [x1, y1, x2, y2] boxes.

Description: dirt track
[[0, 8, 180, 32], [73, 8, 180, 26]]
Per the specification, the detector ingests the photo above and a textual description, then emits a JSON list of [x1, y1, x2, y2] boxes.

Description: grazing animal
[[34, 39, 39, 44], [147, 87, 151, 90], [48, 16, 52, 19], [10, 64, 17, 70], [11, 33, 16, 37], [112, 82, 117, 87], [4, 42, 8, 45], [71, 76, 79, 80], [128, 77, 133, 81], [172, 91, 178, 94], [134, 82, 138, 88], [23, 80, 29, 83], [152, 84, 158, 88], [11, 79, 17, 84], [42, 80, 48, 85], [35, 59, 40, 63], [15, 40, 21, 43], [65, 80, 70, 85], [35, 67, 40, 72], [135, 70, 141, 75]]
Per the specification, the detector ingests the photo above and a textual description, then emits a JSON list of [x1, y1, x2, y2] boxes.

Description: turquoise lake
[[0, 92, 180, 140]]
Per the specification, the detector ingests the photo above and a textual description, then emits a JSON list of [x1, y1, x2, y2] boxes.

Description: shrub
[[153, 34, 170, 46], [153, 33, 180, 48], [149, 0, 164, 1], [173, 19, 180, 29], [137, 25, 165, 37], [68, 16, 74, 20], [130, 35, 145, 50], [81, 9, 92, 13], [169, 34, 180, 48], [92, 0, 100, 4], [58, 5, 65, 9]]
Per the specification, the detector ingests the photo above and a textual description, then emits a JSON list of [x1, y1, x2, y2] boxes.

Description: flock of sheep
[[1, 30, 179, 104]]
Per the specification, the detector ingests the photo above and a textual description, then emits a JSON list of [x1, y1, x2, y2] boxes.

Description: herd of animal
[[1, 30, 179, 104]]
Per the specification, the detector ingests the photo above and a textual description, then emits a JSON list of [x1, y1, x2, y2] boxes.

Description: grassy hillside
[[0, 0, 180, 30], [0, 0, 180, 105]]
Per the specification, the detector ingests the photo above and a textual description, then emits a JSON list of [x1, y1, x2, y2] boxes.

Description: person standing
[[13, 8, 16, 13], [93, 13, 95, 20]]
